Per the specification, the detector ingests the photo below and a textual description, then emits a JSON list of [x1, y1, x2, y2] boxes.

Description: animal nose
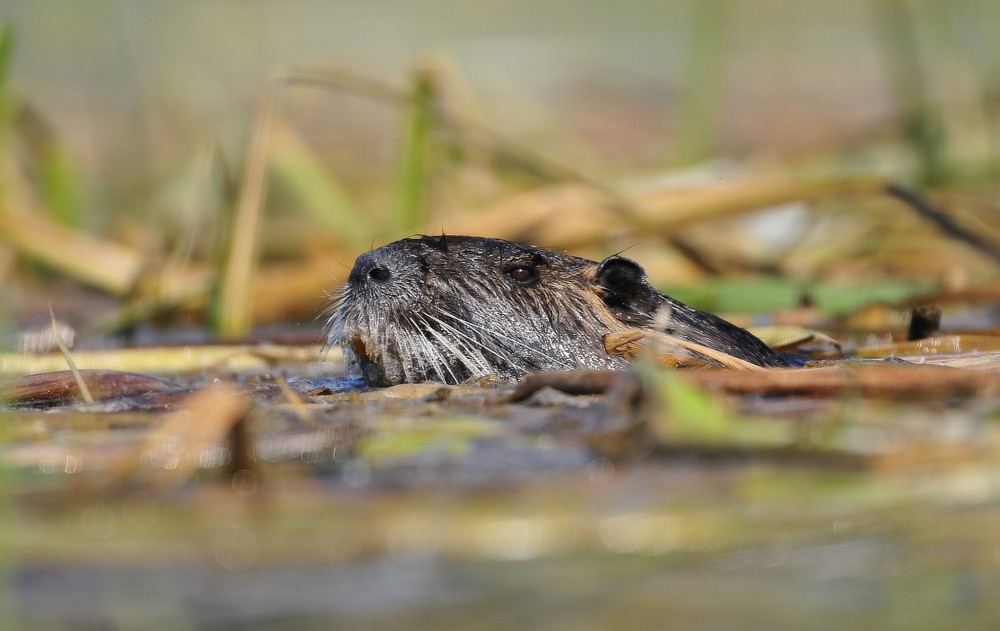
[[348, 249, 396, 285]]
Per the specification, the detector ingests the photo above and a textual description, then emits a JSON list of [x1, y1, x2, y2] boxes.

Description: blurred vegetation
[[4, 3, 1000, 626], [0, 1, 999, 343]]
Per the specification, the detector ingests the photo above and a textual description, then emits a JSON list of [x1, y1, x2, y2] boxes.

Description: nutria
[[327, 235, 796, 386]]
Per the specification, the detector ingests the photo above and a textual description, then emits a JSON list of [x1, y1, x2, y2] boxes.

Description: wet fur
[[327, 235, 794, 386]]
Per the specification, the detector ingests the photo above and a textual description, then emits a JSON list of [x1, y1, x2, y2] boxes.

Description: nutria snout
[[327, 235, 795, 386]]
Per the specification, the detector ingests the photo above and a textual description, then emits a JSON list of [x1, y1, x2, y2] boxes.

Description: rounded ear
[[594, 255, 659, 320]]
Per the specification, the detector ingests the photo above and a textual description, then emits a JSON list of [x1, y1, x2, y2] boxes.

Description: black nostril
[[367, 266, 390, 282], [348, 248, 403, 286]]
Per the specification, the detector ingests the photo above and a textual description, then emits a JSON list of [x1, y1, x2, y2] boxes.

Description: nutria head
[[327, 235, 648, 386], [327, 235, 792, 386]]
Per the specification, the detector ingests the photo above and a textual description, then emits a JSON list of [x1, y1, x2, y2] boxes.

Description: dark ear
[[594, 256, 660, 322]]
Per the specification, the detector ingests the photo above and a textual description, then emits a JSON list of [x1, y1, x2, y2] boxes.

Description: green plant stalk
[[39, 140, 79, 226], [871, 0, 948, 185], [671, 0, 731, 165], [980, 2, 1000, 182], [0, 23, 13, 202], [931, 1, 999, 184], [394, 67, 435, 234], [268, 122, 368, 247], [662, 276, 937, 315]]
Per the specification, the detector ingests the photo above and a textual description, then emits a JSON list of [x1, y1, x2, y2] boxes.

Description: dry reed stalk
[[0, 344, 332, 377], [604, 329, 767, 372]]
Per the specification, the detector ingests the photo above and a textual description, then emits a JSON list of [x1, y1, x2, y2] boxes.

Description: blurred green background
[[3, 0, 1000, 336], [4, 5, 1000, 629], [7, 0, 997, 220]]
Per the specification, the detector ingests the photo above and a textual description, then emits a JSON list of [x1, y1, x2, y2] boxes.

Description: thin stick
[[49, 305, 93, 404], [887, 182, 1000, 266]]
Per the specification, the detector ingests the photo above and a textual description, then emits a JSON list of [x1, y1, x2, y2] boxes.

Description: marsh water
[[4, 325, 1000, 628]]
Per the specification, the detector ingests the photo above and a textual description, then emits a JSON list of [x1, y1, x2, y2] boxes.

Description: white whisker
[[432, 306, 573, 371], [405, 314, 450, 383], [423, 312, 527, 374], [414, 312, 490, 381]]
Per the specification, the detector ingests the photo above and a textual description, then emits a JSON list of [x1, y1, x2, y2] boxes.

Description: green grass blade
[[394, 66, 436, 233], [870, 0, 949, 185], [268, 122, 368, 247], [671, 0, 731, 165]]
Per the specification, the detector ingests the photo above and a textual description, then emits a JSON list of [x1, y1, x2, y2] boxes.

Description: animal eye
[[505, 264, 537, 285]]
